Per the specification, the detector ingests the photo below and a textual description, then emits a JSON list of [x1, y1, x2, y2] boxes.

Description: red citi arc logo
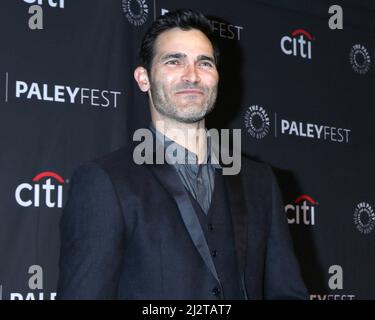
[[15, 171, 65, 208], [281, 29, 314, 60], [285, 194, 317, 225]]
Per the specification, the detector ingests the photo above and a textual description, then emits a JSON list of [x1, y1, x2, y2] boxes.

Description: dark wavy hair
[[139, 8, 219, 73]]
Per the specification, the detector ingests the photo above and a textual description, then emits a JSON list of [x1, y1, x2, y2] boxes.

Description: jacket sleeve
[[263, 166, 309, 300], [57, 163, 125, 299]]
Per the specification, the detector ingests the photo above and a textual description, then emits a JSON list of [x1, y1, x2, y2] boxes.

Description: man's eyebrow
[[197, 55, 215, 64], [160, 53, 187, 61]]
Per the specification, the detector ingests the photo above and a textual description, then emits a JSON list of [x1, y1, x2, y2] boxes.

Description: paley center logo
[[15, 171, 66, 209], [354, 202, 375, 234], [281, 29, 314, 60], [122, 0, 149, 26], [285, 195, 317, 226], [244, 105, 270, 139], [243, 105, 351, 144], [160, 8, 243, 41], [4, 72, 122, 109], [349, 44, 371, 75], [310, 265, 356, 300]]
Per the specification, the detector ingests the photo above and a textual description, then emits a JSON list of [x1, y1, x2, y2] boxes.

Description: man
[[57, 9, 308, 300]]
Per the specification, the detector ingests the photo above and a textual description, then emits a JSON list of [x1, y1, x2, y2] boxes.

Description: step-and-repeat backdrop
[[0, 0, 374, 300]]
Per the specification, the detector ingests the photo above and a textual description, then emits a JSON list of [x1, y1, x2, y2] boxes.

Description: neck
[[151, 114, 207, 164]]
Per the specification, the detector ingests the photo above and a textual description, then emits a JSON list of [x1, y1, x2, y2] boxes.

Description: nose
[[181, 64, 201, 84]]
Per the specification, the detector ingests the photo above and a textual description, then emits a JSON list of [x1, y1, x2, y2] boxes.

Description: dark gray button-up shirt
[[150, 124, 221, 214]]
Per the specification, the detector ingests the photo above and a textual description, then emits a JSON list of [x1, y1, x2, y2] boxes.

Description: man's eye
[[199, 61, 214, 68], [165, 60, 180, 65]]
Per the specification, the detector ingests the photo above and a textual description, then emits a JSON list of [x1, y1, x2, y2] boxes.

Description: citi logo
[[15, 172, 65, 208], [281, 29, 314, 60], [23, 0, 64, 9], [285, 194, 317, 225]]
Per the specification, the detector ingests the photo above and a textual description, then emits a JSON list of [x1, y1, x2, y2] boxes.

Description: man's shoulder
[[93, 146, 135, 169], [72, 146, 142, 180], [236, 155, 279, 202], [239, 153, 273, 178]]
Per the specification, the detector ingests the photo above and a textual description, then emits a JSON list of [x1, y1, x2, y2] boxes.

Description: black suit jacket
[[57, 146, 308, 299]]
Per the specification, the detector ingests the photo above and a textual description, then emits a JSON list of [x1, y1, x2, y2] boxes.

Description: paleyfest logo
[[122, 0, 149, 26], [160, 8, 244, 41], [244, 106, 351, 144], [4, 73, 123, 109]]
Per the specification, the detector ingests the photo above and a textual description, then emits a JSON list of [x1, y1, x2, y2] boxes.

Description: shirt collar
[[149, 123, 221, 168]]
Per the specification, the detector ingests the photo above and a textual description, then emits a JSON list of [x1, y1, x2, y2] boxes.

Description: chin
[[176, 117, 205, 124], [174, 111, 207, 123]]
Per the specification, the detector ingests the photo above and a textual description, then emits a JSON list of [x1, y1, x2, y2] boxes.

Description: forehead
[[153, 28, 214, 58]]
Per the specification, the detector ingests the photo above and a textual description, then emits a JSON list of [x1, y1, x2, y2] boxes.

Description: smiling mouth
[[175, 90, 204, 95]]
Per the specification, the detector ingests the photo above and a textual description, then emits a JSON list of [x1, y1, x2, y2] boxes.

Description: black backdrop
[[0, 0, 374, 300]]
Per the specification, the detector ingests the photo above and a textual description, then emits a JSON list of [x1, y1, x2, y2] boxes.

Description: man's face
[[148, 28, 219, 123]]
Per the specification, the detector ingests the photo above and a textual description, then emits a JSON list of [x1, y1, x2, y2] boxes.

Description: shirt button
[[212, 250, 218, 257], [212, 287, 221, 296], [197, 177, 202, 184], [208, 224, 214, 231]]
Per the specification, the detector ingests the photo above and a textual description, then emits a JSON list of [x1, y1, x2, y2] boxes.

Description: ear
[[134, 66, 150, 92]]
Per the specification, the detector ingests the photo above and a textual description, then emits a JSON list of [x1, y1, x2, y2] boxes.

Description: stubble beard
[[150, 80, 218, 124]]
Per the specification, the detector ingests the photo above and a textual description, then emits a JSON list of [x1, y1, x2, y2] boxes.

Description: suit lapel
[[148, 160, 220, 283], [223, 171, 249, 277], [144, 134, 249, 289]]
